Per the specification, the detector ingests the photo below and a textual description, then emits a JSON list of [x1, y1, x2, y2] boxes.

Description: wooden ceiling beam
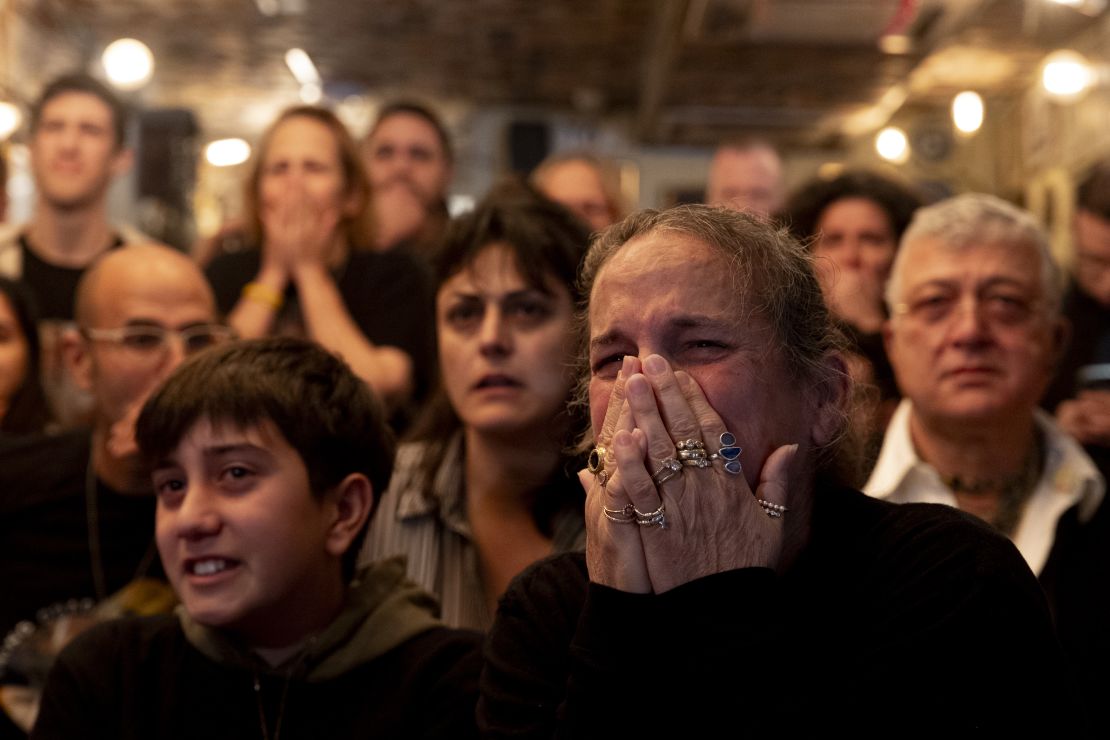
[[635, 0, 690, 143]]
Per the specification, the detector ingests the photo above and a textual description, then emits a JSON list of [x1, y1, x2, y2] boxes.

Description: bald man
[[0, 245, 230, 733], [532, 152, 626, 233], [705, 140, 784, 218]]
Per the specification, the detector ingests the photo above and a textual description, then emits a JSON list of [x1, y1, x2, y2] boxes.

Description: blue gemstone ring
[[710, 431, 743, 475]]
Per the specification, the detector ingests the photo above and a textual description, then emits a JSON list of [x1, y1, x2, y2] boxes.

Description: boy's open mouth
[[185, 557, 240, 576]]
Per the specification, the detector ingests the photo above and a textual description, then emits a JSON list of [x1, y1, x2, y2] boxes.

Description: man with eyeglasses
[[0, 244, 228, 736], [864, 193, 1106, 734]]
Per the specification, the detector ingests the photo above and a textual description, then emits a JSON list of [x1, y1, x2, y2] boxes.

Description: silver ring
[[634, 503, 666, 529], [603, 503, 636, 524], [651, 458, 683, 485], [709, 432, 743, 475], [597, 469, 610, 487]]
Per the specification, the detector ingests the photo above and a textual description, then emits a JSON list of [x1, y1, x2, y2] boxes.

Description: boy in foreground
[[31, 338, 481, 739]]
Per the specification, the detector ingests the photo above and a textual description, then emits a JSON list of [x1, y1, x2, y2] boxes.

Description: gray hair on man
[[885, 193, 1063, 318]]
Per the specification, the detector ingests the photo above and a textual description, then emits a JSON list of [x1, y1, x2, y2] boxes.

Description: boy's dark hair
[[31, 73, 129, 149], [136, 337, 395, 581]]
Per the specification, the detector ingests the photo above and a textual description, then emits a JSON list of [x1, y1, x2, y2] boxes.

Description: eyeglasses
[[892, 290, 1042, 327], [81, 324, 236, 356]]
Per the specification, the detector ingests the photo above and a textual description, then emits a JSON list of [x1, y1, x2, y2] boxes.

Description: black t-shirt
[[18, 234, 124, 321], [0, 430, 159, 642], [205, 248, 437, 405]]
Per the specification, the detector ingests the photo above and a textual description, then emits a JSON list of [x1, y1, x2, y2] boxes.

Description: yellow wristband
[[242, 281, 284, 311]]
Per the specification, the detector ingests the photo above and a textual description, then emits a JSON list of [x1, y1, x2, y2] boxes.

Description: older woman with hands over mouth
[[360, 182, 590, 631], [478, 205, 1081, 737], [204, 106, 435, 420]]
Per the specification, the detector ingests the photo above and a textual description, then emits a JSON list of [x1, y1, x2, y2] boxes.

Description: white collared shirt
[[864, 399, 1105, 574]]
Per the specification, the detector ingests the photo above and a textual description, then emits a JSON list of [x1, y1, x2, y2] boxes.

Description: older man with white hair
[[865, 192, 1107, 733]]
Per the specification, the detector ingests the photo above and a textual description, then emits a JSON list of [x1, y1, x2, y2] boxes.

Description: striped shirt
[[360, 435, 586, 631]]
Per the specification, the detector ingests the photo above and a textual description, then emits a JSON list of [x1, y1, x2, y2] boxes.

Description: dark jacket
[[32, 559, 481, 739]]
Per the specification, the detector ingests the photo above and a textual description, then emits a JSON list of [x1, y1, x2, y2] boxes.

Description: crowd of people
[[0, 70, 1106, 738]]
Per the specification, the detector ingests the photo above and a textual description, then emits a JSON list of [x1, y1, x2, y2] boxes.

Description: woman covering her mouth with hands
[[204, 106, 435, 422], [360, 182, 591, 631], [478, 205, 1080, 737]]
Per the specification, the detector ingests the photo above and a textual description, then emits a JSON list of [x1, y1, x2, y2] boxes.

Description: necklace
[[253, 672, 291, 740], [941, 432, 1043, 537], [85, 438, 157, 600]]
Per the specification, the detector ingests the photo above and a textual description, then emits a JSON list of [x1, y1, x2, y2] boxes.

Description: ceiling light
[[952, 91, 984, 135], [1047, 0, 1106, 13], [102, 38, 154, 91], [255, 0, 306, 16], [876, 127, 910, 164], [0, 102, 22, 140], [299, 83, 322, 105], [205, 138, 251, 167], [879, 34, 913, 55], [285, 48, 320, 86], [1042, 49, 1095, 100]]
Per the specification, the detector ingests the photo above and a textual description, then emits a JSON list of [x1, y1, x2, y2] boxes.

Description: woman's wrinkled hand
[[582, 356, 652, 594], [583, 354, 798, 595], [610, 355, 796, 594]]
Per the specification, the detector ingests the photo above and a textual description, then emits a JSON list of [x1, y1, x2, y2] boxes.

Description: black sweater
[[479, 486, 1085, 738]]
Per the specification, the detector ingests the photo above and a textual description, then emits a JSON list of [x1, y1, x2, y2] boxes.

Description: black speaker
[[135, 108, 199, 248], [136, 108, 198, 208], [507, 120, 550, 175]]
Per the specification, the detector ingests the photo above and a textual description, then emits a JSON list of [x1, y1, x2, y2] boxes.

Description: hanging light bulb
[[952, 91, 984, 135], [1042, 50, 1094, 101], [102, 38, 155, 90], [205, 138, 252, 167], [875, 127, 910, 164], [0, 102, 22, 140], [299, 82, 322, 104], [284, 48, 320, 86]]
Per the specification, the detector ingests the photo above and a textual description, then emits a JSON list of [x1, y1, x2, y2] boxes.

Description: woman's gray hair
[[886, 193, 1062, 317], [573, 204, 862, 485]]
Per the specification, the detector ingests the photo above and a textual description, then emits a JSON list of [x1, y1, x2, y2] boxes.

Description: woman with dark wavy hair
[[782, 171, 924, 457], [361, 182, 590, 630]]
